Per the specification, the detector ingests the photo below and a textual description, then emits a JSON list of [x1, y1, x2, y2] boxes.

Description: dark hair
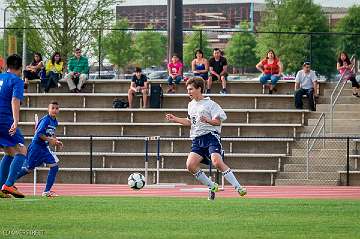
[[194, 49, 204, 58], [51, 52, 62, 65], [186, 77, 205, 93], [32, 52, 42, 64], [135, 67, 142, 73], [213, 48, 221, 52], [75, 48, 81, 52], [303, 61, 311, 66], [266, 49, 277, 59], [50, 101, 59, 105], [6, 54, 22, 70], [337, 51, 351, 66]]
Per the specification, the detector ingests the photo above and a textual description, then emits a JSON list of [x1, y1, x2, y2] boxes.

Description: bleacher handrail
[[306, 112, 326, 179], [330, 55, 356, 134]]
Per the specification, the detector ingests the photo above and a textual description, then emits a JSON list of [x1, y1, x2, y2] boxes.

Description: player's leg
[[42, 148, 60, 197], [42, 164, 59, 197], [186, 152, 216, 190], [210, 152, 247, 196], [0, 148, 15, 198], [2, 143, 27, 198]]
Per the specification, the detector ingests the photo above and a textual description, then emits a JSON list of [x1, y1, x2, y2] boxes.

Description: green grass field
[[0, 197, 359, 239]]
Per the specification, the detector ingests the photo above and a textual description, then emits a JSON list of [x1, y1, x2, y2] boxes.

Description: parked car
[[148, 71, 168, 80], [227, 75, 241, 81], [89, 71, 117, 80]]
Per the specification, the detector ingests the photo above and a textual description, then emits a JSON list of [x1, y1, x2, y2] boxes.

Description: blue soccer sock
[[0, 155, 13, 186], [5, 154, 26, 186], [44, 165, 59, 192], [16, 167, 30, 180]]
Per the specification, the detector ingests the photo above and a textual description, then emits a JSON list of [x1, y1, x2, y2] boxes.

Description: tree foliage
[[102, 19, 134, 71], [225, 22, 257, 73], [133, 27, 167, 68], [10, 0, 114, 59], [183, 29, 212, 67], [5, 15, 44, 63], [336, 5, 360, 58], [256, 0, 335, 76]]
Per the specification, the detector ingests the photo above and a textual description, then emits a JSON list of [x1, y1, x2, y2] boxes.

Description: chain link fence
[[2, 27, 360, 79]]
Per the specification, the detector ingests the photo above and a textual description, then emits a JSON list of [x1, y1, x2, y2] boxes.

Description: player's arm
[[39, 134, 62, 147], [165, 114, 191, 126], [9, 97, 21, 136], [9, 79, 24, 136], [200, 116, 221, 126], [200, 102, 227, 126]]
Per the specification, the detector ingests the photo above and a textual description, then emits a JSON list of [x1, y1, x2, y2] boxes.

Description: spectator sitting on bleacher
[[337, 51, 359, 97], [23, 52, 44, 90], [167, 54, 183, 93], [256, 49, 283, 94], [191, 49, 209, 83], [65, 48, 89, 93], [128, 67, 148, 108], [43, 52, 64, 93], [294, 62, 318, 111], [0, 56, 4, 73], [208, 48, 228, 94]]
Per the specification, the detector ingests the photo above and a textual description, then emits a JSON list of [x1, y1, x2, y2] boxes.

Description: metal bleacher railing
[[9, 135, 357, 195]]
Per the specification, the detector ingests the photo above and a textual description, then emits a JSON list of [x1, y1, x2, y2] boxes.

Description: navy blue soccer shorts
[[191, 132, 224, 165]]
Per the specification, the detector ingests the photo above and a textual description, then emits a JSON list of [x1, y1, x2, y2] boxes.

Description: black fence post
[[199, 29, 203, 51], [309, 33, 313, 64], [347, 137, 350, 186], [98, 29, 102, 80], [90, 135, 93, 184]]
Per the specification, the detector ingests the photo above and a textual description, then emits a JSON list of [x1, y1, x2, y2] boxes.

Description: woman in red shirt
[[256, 50, 283, 94]]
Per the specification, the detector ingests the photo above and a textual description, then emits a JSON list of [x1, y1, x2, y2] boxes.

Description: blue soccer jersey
[[0, 72, 25, 147], [32, 114, 58, 147], [0, 72, 24, 123]]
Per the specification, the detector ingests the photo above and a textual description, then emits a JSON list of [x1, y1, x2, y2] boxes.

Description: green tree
[[225, 22, 257, 74], [133, 27, 167, 68], [10, 0, 114, 59], [5, 16, 44, 63], [102, 19, 134, 72], [336, 5, 360, 58], [256, 0, 335, 77], [183, 29, 212, 67]]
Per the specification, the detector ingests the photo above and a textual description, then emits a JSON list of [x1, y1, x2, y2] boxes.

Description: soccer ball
[[128, 172, 145, 190]]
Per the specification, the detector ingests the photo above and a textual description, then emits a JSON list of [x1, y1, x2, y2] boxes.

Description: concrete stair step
[[275, 179, 339, 186], [316, 104, 360, 111], [283, 164, 346, 172], [291, 149, 347, 158], [283, 156, 349, 165], [277, 171, 339, 180]]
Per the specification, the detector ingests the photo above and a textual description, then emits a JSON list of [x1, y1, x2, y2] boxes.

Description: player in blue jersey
[[16, 101, 63, 197], [0, 54, 27, 198]]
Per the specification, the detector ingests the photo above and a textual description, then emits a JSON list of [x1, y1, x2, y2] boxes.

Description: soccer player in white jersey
[[166, 77, 247, 199]]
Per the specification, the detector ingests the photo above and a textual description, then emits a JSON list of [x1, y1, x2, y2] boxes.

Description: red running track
[[16, 183, 360, 199]]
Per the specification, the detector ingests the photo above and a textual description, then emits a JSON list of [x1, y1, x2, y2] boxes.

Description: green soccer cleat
[[210, 183, 219, 193], [237, 186, 247, 197]]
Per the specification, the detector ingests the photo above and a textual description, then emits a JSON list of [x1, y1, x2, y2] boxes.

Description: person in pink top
[[337, 51, 359, 97], [167, 54, 183, 93]]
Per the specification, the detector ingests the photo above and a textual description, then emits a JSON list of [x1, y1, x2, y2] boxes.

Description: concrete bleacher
[[15, 78, 329, 186]]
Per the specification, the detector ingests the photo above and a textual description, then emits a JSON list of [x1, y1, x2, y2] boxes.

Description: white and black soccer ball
[[128, 172, 145, 190]]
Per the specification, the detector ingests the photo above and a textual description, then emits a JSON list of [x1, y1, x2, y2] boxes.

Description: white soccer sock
[[223, 168, 241, 189], [194, 169, 214, 188]]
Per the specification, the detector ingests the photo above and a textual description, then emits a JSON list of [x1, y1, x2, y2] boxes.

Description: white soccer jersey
[[188, 97, 227, 138]]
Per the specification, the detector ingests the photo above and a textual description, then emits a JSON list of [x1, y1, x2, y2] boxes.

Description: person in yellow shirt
[[43, 52, 64, 93]]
